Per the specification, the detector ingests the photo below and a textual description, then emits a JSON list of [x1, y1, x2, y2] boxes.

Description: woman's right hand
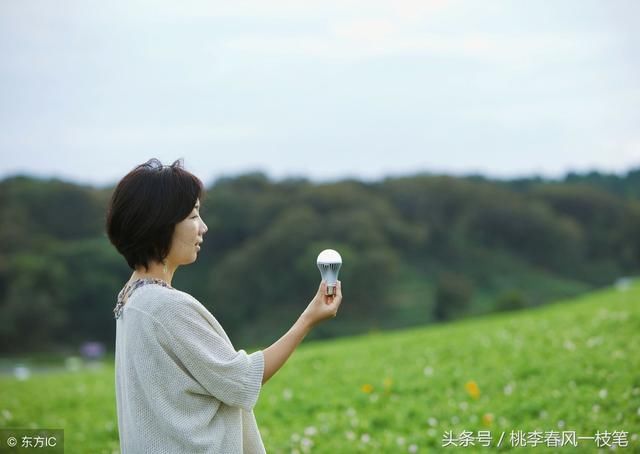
[[301, 281, 343, 328]]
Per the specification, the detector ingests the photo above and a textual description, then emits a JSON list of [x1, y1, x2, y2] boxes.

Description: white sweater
[[115, 282, 266, 453]]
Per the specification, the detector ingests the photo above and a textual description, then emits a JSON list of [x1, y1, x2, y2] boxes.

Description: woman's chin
[[182, 254, 197, 265]]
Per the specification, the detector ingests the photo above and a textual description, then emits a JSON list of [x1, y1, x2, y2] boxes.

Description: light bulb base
[[326, 284, 336, 296]]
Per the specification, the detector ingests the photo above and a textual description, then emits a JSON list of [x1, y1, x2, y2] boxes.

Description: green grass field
[[1, 280, 639, 453]]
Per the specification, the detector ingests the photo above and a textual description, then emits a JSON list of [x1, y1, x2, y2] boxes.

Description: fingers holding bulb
[[308, 280, 342, 324]]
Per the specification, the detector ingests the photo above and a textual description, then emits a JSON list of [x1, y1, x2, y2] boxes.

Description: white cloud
[[222, 25, 612, 67], [54, 124, 261, 149]]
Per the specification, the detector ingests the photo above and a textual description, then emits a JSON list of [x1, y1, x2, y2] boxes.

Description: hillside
[[0, 280, 638, 452], [255, 278, 639, 452]]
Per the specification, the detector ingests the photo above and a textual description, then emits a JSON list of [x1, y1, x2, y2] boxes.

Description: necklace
[[113, 278, 174, 319]]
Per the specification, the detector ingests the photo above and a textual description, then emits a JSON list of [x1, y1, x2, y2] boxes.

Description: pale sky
[[1, 0, 638, 187]]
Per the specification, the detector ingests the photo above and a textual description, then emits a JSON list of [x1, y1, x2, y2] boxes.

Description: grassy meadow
[[1, 280, 639, 453]]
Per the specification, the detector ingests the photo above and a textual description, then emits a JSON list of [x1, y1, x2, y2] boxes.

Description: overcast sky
[[1, 0, 638, 187]]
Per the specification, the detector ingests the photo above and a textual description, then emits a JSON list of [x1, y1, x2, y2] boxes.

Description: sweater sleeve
[[156, 300, 264, 412]]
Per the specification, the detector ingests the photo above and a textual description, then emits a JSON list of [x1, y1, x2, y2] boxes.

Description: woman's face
[[168, 199, 208, 266]]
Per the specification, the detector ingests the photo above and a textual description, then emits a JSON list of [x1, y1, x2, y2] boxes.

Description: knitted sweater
[[114, 281, 266, 453]]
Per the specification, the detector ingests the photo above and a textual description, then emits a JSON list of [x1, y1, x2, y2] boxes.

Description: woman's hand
[[301, 280, 343, 329]]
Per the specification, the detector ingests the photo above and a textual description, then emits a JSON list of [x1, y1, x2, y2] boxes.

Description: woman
[[106, 158, 342, 453]]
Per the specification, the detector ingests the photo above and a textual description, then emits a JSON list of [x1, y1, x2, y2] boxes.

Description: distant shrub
[[495, 290, 529, 312], [433, 272, 473, 321]]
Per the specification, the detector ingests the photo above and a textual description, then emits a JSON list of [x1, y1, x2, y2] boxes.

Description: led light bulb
[[317, 249, 342, 296]]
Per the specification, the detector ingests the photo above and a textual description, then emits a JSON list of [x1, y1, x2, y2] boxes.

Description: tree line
[[0, 169, 638, 353]]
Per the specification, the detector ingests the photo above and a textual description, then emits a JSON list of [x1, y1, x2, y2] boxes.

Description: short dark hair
[[106, 158, 205, 271]]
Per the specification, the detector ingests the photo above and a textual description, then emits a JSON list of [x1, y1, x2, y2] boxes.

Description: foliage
[[433, 272, 474, 321], [1, 169, 639, 352]]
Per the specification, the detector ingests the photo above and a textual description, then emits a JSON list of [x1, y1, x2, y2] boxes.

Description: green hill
[[1, 280, 638, 452]]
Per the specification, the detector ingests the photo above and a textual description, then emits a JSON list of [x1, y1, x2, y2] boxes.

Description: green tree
[[433, 272, 474, 321]]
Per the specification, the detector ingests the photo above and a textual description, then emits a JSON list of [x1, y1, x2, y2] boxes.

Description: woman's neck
[[130, 261, 176, 287]]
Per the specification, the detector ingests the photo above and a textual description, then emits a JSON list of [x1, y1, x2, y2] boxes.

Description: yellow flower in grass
[[482, 413, 494, 427], [361, 384, 374, 394], [465, 380, 480, 399]]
